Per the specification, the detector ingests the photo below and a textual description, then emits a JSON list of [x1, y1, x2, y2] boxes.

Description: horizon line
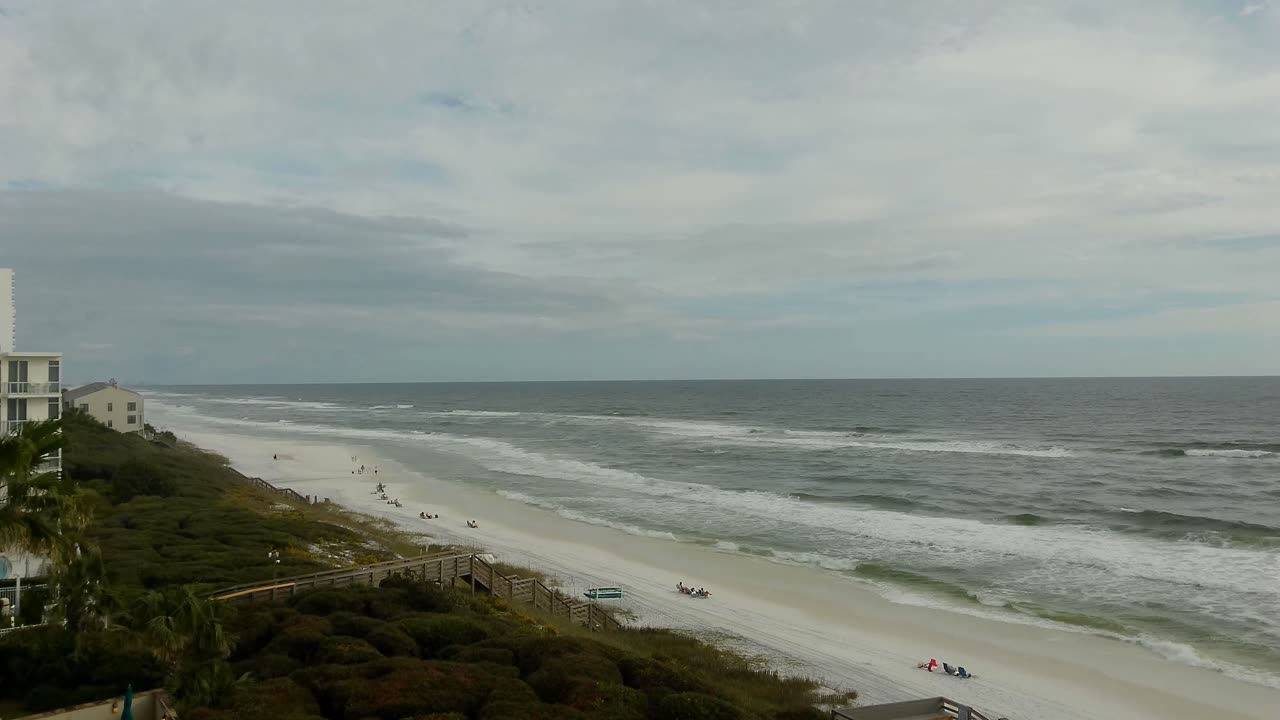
[[125, 373, 1280, 387]]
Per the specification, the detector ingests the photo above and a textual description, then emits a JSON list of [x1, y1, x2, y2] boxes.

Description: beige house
[[64, 380, 144, 433]]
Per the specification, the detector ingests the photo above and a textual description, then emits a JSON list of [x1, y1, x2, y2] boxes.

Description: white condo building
[[0, 268, 63, 580]]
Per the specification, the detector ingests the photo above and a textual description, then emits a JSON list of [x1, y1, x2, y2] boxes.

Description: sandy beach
[[180, 426, 1279, 720]]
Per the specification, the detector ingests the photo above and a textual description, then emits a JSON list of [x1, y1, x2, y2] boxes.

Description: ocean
[[143, 377, 1280, 688]]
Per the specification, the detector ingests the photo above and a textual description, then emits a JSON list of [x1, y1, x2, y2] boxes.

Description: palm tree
[[0, 419, 74, 559], [131, 586, 234, 674]]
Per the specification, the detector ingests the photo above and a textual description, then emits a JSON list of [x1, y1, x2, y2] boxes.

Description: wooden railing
[[207, 551, 622, 632], [832, 696, 995, 720], [230, 470, 315, 506]]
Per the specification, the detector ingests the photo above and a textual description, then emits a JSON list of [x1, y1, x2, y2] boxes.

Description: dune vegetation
[[0, 411, 851, 719]]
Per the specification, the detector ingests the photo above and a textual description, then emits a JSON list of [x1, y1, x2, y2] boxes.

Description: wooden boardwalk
[[208, 550, 623, 632]]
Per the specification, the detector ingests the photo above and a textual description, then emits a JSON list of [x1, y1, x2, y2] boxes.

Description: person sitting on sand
[[420, 512, 427, 519], [942, 662, 956, 675], [918, 658, 938, 672], [955, 666, 971, 678]]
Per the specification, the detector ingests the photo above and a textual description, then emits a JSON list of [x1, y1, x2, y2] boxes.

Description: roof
[[64, 382, 142, 402]]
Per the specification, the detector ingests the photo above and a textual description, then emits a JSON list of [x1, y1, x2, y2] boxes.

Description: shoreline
[[176, 424, 1279, 720]]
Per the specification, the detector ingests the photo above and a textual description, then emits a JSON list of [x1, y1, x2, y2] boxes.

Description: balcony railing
[[2, 420, 32, 436], [3, 382, 61, 395]]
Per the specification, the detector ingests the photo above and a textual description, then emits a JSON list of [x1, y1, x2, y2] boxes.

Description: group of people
[[676, 582, 711, 598], [370, 480, 480, 529], [917, 658, 973, 679], [369, 484, 402, 507], [353, 463, 378, 475]]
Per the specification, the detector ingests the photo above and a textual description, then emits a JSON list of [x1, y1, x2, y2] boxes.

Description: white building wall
[[1, 353, 63, 435], [71, 386, 144, 433]]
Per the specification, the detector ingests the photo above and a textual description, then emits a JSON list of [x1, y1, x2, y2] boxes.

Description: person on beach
[[420, 512, 427, 519], [918, 658, 939, 672], [273, 453, 277, 461]]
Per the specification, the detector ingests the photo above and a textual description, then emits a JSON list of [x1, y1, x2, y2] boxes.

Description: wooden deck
[[207, 550, 623, 632]]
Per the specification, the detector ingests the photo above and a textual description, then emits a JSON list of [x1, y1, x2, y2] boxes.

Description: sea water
[[143, 377, 1280, 687]]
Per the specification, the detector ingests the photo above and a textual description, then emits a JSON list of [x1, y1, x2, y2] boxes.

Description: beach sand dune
[[180, 427, 1279, 720]]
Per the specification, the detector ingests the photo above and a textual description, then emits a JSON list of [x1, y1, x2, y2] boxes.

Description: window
[[107, 402, 113, 411], [6, 398, 26, 420], [48, 399, 60, 420], [48, 360, 59, 383], [128, 401, 137, 411], [108, 420, 113, 428], [79, 403, 88, 411], [127, 415, 137, 425]]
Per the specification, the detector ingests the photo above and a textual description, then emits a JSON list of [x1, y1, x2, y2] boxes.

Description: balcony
[[3, 381, 61, 396], [2, 419, 26, 436]]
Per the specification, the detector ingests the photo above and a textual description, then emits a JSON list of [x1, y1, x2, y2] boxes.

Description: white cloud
[[0, 0, 1278, 379]]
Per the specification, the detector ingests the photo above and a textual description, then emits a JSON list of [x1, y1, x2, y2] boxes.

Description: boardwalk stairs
[[208, 551, 622, 632]]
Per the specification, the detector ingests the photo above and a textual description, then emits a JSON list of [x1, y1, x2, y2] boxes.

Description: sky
[[2, 1, 1279, 384]]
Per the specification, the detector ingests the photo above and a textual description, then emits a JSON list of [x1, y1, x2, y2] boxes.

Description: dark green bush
[[343, 660, 498, 719], [110, 457, 178, 503], [267, 615, 332, 663], [330, 611, 387, 638], [570, 682, 648, 720], [366, 625, 419, 657], [772, 708, 830, 720], [379, 575, 458, 613], [451, 646, 516, 666], [486, 677, 540, 705], [526, 652, 624, 704], [292, 587, 374, 616], [17, 585, 50, 625], [658, 692, 744, 720], [227, 677, 322, 717], [397, 615, 490, 657], [244, 652, 299, 680], [479, 702, 587, 720], [317, 635, 384, 665], [619, 654, 704, 693]]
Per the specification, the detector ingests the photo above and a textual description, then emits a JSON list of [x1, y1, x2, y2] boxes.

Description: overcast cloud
[[2, 0, 1279, 383]]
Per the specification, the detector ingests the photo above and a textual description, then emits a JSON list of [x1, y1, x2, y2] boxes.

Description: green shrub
[[772, 708, 829, 720], [110, 457, 178, 503], [267, 615, 333, 663], [292, 587, 373, 616], [379, 575, 458, 613], [526, 653, 624, 704], [227, 677, 321, 717], [567, 682, 647, 720], [317, 635, 384, 665], [291, 663, 362, 718], [366, 625, 419, 657], [244, 652, 299, 679], [451, 646, 516, 666], [619, 654, 704, 693], [658, 692, 743, 720], [479, 703, 587, 720], [397, 615, 490, 657], [16, 585, 50, 625], [343, 660, 498, 719], [330, 611, 387, 638], [486, 677, 540, 705]]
